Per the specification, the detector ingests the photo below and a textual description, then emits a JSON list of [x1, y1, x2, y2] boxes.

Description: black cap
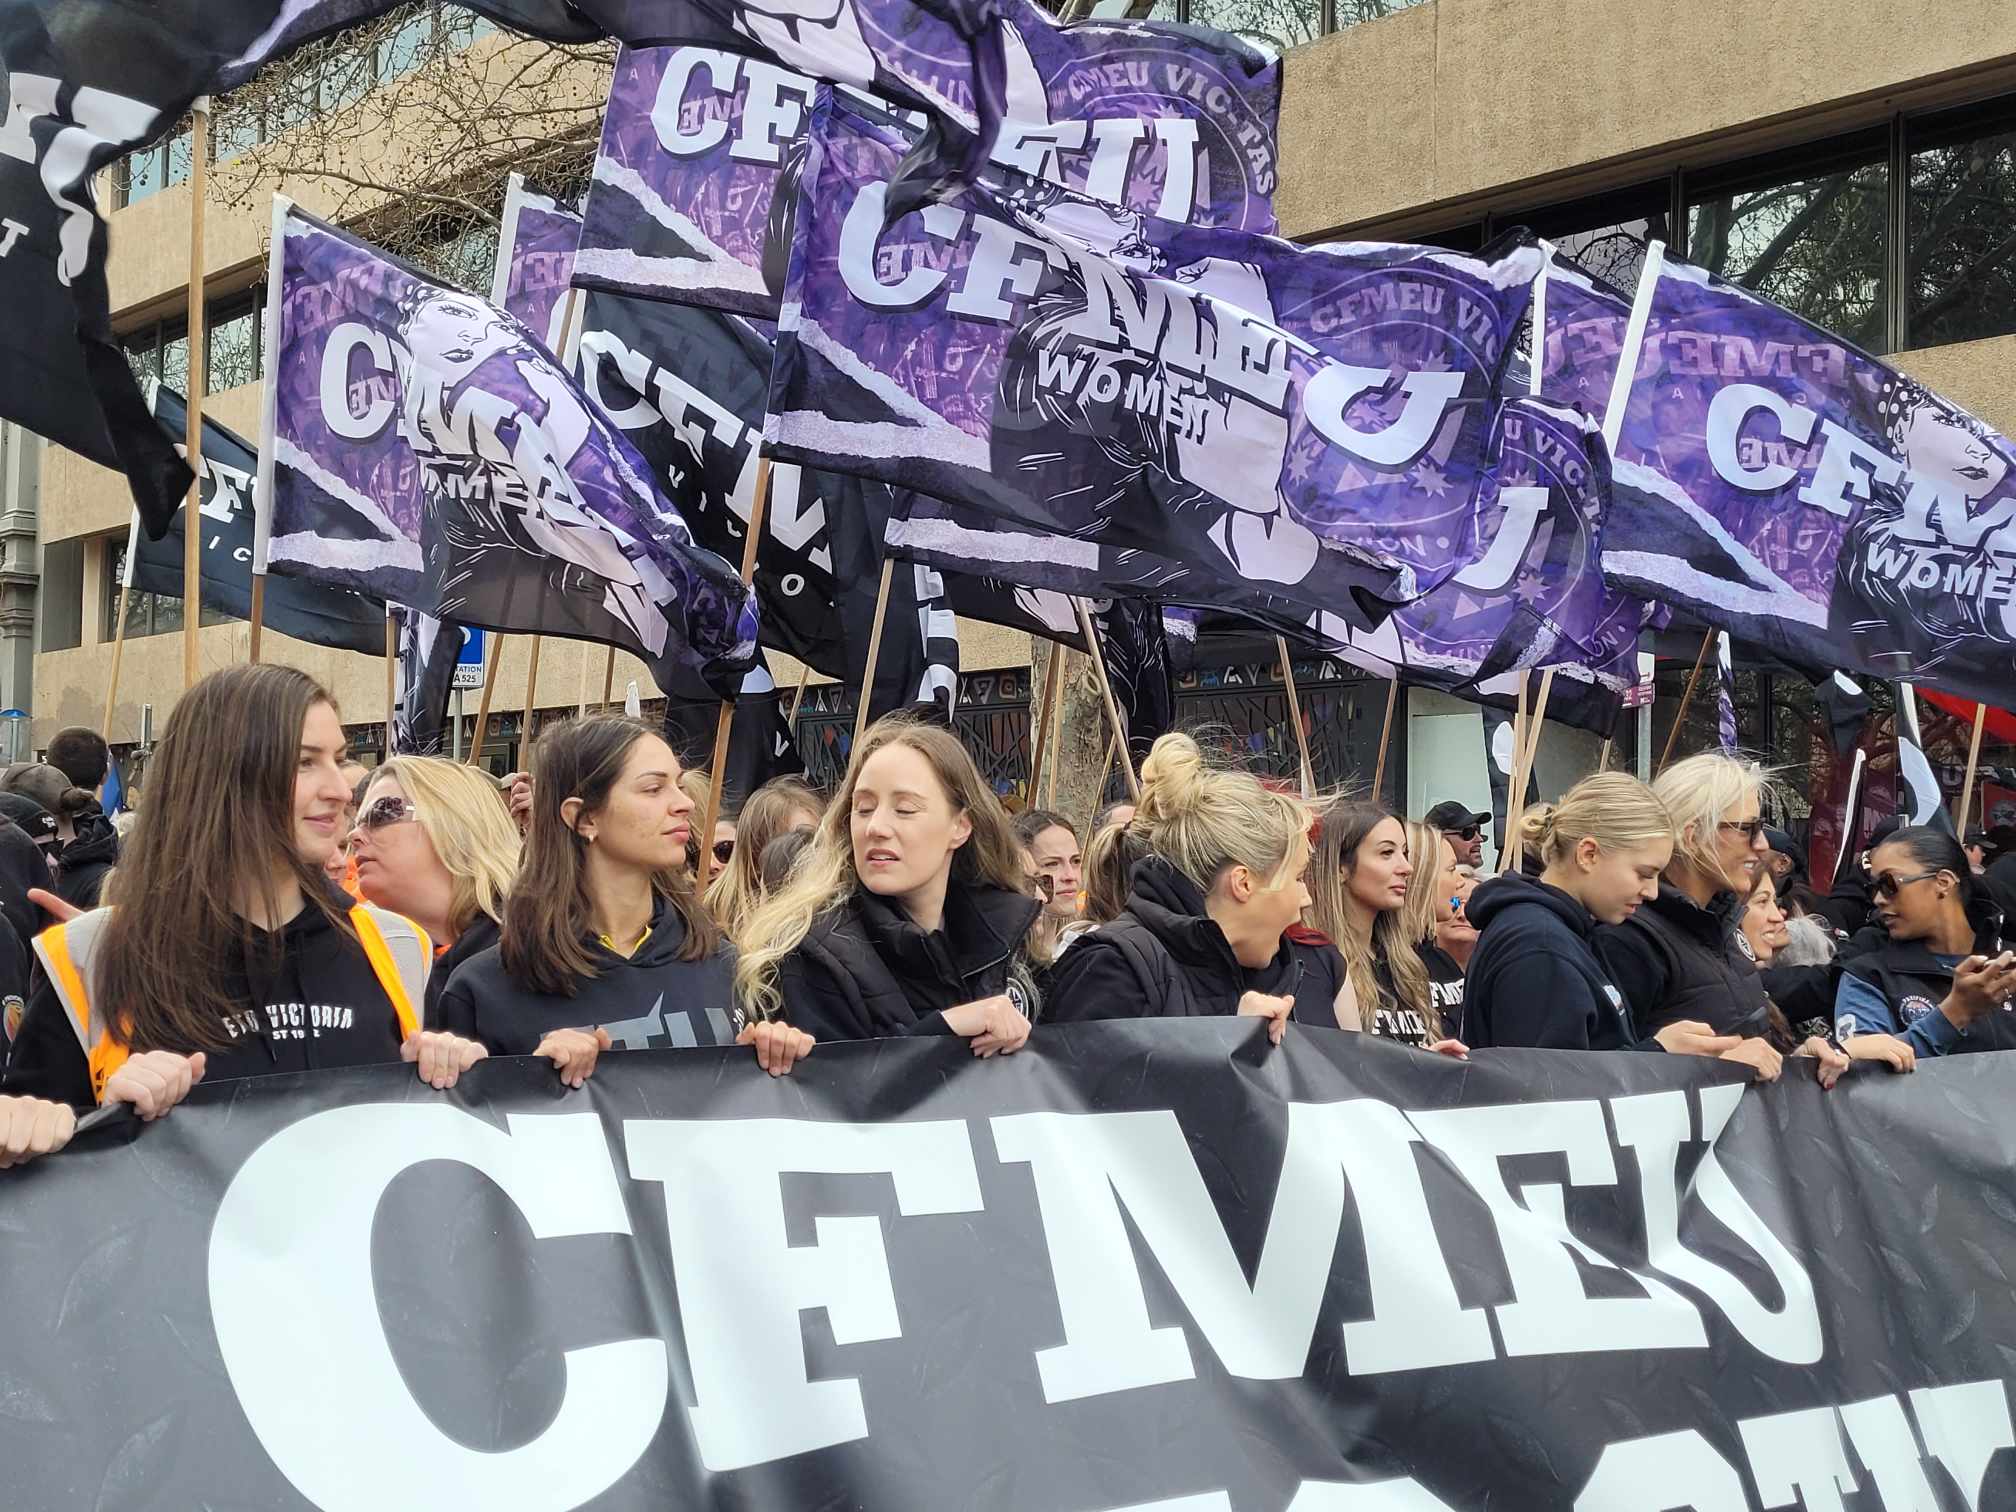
[[1424, 800, 1491, 832], [0, 791, 57, 847]]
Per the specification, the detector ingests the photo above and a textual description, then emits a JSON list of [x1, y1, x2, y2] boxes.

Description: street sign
[[452, 626, 486, 690]]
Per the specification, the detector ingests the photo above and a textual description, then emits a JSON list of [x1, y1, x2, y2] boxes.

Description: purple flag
[[1535, 253, 1634, 422], [494, 175, 582, 352], [770, 92, 1545, 637], [255, 201, 759, 696], [576, 20, 1280, 317], [1601, 246, 2016, 708]]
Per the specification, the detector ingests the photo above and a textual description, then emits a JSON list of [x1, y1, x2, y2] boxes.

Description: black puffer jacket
[[777, 882, 1040, 1042], [1596, 882, 1774, 1041], [1045, 857, 1335, 1025]]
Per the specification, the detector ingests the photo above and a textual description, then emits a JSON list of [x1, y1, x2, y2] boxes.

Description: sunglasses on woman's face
[[1718, 818, 1768, 843], [1871, 868, 1940, 900], [355, 795, 418, 833], [712, 839, 735, 864]]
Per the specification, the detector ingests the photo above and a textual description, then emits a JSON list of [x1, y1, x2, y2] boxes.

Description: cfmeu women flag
[[768, 92, 1546, 642], [1600, 247, 2016, 708], [256, 201, 759, 697]]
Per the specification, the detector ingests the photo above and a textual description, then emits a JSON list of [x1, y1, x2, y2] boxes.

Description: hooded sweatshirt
[[2, 896, 411, 1110], [1462, 871, 1648, 1051], [1045, 857, 1336, 1026], [434, 897, 737, 1055], [52, 802, 119, 911]]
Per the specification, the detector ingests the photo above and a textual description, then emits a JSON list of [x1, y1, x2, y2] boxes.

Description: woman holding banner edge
[[0, 665, 490, 1169]]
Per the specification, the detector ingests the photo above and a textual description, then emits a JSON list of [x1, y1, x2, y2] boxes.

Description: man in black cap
[[1424, 800, 1492, 869]]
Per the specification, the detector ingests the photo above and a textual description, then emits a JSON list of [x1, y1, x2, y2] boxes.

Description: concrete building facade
[[28, 0, 2016, 810]]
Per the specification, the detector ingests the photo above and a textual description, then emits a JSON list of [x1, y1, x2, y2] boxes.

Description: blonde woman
[[1595, 753, 1849, 1086], [1044, 733, 1320, 1043], [1304, 804, 1463, 1052], [351, 756, 522, 1016], [737, 716, 1040, 1054], [1408, 822, 1473, 1033], [705, 776, 821, 942], [1465, 772, 1738, 1055]]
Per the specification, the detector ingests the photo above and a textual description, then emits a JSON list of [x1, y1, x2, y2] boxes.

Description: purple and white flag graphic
[[576, 16, 1280, 317], [255, 200, 759, 696], [1601, 245, 2016, 708], [1714, 630, 1738, 751], [494, 174, 583, 352], [770, 92, 1545, 639]]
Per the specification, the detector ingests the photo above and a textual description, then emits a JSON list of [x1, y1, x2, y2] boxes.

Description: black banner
[[4, 1021, 2014, 1509], [144, 386, 384, 654]]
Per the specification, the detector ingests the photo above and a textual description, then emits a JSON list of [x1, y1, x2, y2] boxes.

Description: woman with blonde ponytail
[[1045, 734, 1323, 1042], [738, 716, 1040, 1053], [1464, 772, 1742, 1056], [1595, 752, 1849, 1087]]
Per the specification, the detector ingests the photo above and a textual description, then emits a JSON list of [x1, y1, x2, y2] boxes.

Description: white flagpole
[[1600, 239, 1664, 455]]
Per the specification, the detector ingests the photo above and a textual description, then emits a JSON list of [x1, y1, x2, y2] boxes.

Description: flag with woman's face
[[259, 202, 759, 696]]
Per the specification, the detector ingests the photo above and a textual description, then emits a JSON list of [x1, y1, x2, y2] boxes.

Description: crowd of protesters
[[2, 659, 2012, 1166]]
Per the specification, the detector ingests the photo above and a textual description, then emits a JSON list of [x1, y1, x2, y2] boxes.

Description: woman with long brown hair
[[0, 665, 488, 1167], [434, 715, 810, 1080], [737, 715, 1040, 1051]]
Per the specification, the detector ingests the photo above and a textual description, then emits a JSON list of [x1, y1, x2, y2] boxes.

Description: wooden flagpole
[[1499, 668, 1560, 875], [853, 557, 897, 748], [1026, 643, 1065, 804], [576, 642, 591, 717], [1074, 597, 1140, 801], [786, 663, 812, 733], [1276, 636, 1316, 798], [1518, 667, 1558, 793], [520, 634, 543, 763], [1500, 674, 1532, 874], [700, 458, 771, 864], [1957, 702, 1989, 834], [600, 646, 616, 712], [104, 511, 141, 734], [466, 645, 502, 763], [1657, 628, 1716, 774], [181, 98, 210, 693], [1369, 676, 1400, 802]]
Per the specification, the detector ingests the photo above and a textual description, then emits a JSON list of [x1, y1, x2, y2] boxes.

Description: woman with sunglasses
[[1834, 824, 2016, 1060], [1594, 753, 1848, 1086], [706, 776, 821, 943], [348, 757, 522, 1018], [435, 716, 811, 1079], [0, 666, 489, 1168]]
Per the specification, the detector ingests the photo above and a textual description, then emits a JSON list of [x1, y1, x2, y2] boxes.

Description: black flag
[[391, 608, 461, 756], [139, 387, 383, 653], [662, 664, 805, 809]]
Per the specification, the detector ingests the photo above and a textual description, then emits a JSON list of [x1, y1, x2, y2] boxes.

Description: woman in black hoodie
[[1466, 772, 1738, 1056], [736, 716, 1040, 1052], [0, 665, 486, 1168], [435, 716, 812, 1079], [1595, 753, 1849, 1086], [1043, 733, 1320, 1039], [350, 756, 522, 1019]]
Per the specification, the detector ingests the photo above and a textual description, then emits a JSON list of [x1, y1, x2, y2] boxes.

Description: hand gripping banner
[[768, 93, 1545, 641], [1602, 246, 2016, 706], [576, 14, 1281, 318], [4, 1021, 2016, 1508]]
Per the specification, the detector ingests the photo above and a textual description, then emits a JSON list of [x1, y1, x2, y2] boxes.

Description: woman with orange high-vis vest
[[0, 665, 489, 1168]]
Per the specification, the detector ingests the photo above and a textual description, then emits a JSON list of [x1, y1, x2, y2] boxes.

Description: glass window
[[1908, 118, 2016, 349], [123, 330, 161, 388], [164, 128, 193, 189], [1330, 0, 1431, 26], [159, 331, 190, 401], [1686, 158, 1890, 353], [207, 297, 262, 393], [124, 145, 165, 205], [378, 10, 434, 79], [214, 97, 265, 161], [1183, 0, 1316, 52]]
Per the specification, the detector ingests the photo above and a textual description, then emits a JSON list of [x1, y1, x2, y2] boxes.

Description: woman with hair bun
[[1834, 823, 2016, 1061], [1596, 753, 1849, 1085], [1464, 772, 1738, 1055], [1044, 734, 1325, 1042], [737, 716, 1041, 1054], [706, 775, 821, 943]]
